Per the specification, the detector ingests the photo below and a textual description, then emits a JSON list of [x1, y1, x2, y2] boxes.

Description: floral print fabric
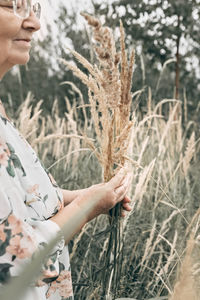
[[0, 114, 73, 300]]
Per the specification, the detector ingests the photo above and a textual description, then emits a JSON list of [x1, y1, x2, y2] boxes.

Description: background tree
[[92, 0, 200, 118]]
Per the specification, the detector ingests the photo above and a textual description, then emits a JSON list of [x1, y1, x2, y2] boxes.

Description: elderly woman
[[0, 1, 132, 299]]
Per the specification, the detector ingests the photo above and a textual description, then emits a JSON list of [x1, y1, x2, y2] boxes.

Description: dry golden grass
[[62, 13, 135, 182], [14, 90, 199, 299], [61, 13, 136, 297], [15, 92, 88, 177], [169, 233, 199, 300]]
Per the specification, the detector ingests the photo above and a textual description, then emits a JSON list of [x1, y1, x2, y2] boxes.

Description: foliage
[[92, 0, 200, 113]]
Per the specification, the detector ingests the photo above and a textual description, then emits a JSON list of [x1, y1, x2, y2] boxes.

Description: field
[[11, 86, 200, 299]]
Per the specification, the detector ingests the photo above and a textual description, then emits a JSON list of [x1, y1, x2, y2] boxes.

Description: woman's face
[[0, 3, 41, 78]]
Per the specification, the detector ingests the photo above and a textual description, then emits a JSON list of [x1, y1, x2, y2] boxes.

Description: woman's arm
[[61, 189, 82, 206], [61, 181, 132, 212], [51, 169, 132, 238]]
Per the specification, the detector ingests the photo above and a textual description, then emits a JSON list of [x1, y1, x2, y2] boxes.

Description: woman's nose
[[22, 10, 41, 32]]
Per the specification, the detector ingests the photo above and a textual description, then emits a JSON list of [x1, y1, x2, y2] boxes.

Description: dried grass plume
[[62, 12, 135, 182]]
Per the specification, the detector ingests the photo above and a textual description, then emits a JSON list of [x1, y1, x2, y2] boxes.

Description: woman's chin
[[9, 54, 30, 66], [19, 57, 30, 65]]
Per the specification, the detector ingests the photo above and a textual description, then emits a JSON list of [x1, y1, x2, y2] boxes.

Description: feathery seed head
[[63, 13, 135, 182]]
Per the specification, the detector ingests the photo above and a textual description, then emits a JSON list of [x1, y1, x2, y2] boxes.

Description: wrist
[[73, 193, 96, 223], [61, 189, 80, 206], [50, 199, 89, 235]]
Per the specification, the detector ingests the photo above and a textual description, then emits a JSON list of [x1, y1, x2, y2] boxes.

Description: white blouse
[[0, 113, 73, 300]]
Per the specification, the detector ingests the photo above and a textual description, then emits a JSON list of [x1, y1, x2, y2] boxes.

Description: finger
[[120, 171, 132, 186], [122, 195, 131, 203], [121, 209, 131, 217], [114, 185, 130, 206], [120, 174, 132, 196], [114, 185, 127, 202], [121, 211, 126, 218], [109, 168, 127, 188], [114, 172, 132, 200], [122, 202, 132, 211]]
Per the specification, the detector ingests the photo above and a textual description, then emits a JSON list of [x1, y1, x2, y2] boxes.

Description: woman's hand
[[73, 169, 132, 222], [51, 169, 132, 239]]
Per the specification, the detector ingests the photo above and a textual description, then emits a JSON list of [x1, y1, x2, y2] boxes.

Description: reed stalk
[[62, 13, 134, 298]]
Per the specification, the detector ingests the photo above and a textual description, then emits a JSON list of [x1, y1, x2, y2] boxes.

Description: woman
[[0, 1, 132, 299]]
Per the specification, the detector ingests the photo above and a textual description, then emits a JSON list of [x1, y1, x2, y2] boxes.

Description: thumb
[[109, 168, 126, 189]]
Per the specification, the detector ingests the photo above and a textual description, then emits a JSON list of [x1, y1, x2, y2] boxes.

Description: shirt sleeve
[[0, 162, 65, 286]]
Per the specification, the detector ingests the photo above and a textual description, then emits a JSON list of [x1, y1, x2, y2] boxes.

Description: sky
[[37, 0, 97, 39]]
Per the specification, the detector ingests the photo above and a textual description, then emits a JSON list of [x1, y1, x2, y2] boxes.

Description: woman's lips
[[13, 39, 31, 48]]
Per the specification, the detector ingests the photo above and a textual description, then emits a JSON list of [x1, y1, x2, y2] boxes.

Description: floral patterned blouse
[[0, 113, 73, 300]]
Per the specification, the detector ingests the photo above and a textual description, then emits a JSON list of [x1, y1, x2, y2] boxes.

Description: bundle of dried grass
[[62, 13, 135, 297], [62, 13, 134, 182]]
